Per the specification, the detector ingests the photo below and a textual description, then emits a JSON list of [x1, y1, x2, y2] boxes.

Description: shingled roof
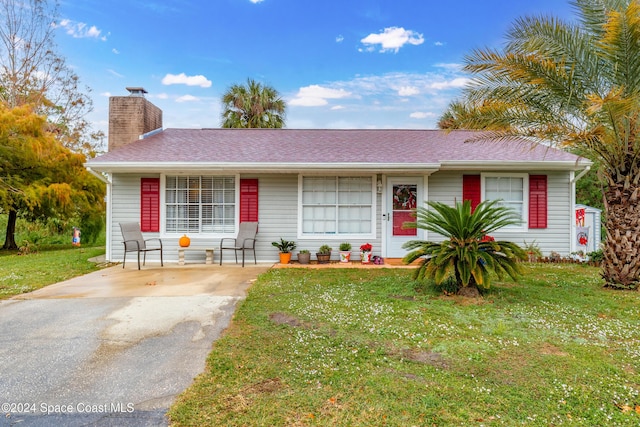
[[86, 128, 589, 173]]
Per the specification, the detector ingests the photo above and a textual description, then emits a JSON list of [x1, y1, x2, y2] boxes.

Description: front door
[[385, 178, 421, 258]]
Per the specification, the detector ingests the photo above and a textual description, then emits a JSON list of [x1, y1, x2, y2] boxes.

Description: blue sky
[[56, 0, 574, 138]]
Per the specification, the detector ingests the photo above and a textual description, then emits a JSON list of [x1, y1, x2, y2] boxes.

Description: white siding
[[107, 170, 574, 264], [257, 174, 383, 263], [110, 174, 163, 263], [108, 173, 383, 264], [428, 170, 573, 257]]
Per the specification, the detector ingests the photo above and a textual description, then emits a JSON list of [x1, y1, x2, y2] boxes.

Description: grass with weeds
[[169, 264, 640, 426], [0, 246, 106, 299]]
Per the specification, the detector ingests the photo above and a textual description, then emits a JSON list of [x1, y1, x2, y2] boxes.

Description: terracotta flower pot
[[279, 252, 292, 264]]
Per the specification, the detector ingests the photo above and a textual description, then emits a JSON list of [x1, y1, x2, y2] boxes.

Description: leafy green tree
[[439, 0, 640, 289], [403, 200, 526, 297], [221, 78, 286, 128], [0, 0, 104, 249], [0, 105, 105, 250]]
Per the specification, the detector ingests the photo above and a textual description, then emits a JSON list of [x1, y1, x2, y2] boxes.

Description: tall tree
[[0, 0, 104, 249], [439, 0, 640, 289], [0, 105, 104, 250], [0, 0, 101, 155], [221, 78, 286, 128]]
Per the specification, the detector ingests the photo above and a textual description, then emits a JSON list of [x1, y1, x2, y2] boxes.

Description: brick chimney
[[108, 87, 163, 151]]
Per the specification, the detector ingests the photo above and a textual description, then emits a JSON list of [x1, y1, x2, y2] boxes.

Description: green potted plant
[[297, 249, 311, 265], [316, 244, 332, 264], [339, 242, 352, 263], [271, 238, 296, 264]]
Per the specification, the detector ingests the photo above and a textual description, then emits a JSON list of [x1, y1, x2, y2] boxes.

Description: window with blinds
[[165, 176, 235, 233]]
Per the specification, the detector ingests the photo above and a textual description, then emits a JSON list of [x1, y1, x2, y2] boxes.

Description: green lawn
[[169, 264, 640, 426], [0, 246, 106, 299]]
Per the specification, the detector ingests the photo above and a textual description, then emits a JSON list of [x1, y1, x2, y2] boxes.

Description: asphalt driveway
[[0, 263, 270, 426]]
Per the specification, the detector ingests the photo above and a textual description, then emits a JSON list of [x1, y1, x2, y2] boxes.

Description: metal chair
[[119, 222, 164, 269], [219, 222, 258, 267]]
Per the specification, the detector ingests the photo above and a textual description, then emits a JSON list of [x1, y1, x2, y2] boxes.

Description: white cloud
[[176, 94, 199, 103], [398, 86, 419, 96], [162, 73, 212, 88], [410, 112, 437, 119], [284, 69, 472, 129], [155, 93, 169, 100], [289, 85, 351, 107], [56, 19, 106, 40], [112, 48, 120, 54], [336, 35, 344, 43], [100, 92, 111, 97], [360, 27, 424, 53], [434, 63, 463, 71], [429, 77, 471, 90], [107, 69, 124, 78], [250, 0, 263, 3], [434, 41, 444, 46]]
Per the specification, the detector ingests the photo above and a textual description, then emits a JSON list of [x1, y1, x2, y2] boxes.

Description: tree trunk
[[455, 272, 482, 298], [457, 284, 481, 298], [601, 179, 640, 290], [2, 209, 18, 250]]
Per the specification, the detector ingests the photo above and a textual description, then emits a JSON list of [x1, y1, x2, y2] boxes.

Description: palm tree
[[221, 78, 285, 128], [402, 200, 526, 297], [439, 0, 640, 289]]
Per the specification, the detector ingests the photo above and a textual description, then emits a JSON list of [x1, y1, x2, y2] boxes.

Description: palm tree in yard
[[439, 0, 640, 289], [221, 78, 286, 128], [403, 200, 526, 297]]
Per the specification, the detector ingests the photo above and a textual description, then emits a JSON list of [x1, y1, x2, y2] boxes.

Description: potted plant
[[360, 242, 373, 264], [297, 249, 311, 265], [271, 238, 296, 264], [339, 242, 352, 263], [316, 244, 332, 264]]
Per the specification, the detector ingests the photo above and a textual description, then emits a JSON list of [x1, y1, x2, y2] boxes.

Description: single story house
[[86, 89, 591, 264]]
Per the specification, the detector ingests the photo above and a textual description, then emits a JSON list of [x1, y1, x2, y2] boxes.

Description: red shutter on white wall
[[529, 175, 547, 228], [240, 179, 259, 223], [462, 175, 481, 211], [140, 178, 160, 232]]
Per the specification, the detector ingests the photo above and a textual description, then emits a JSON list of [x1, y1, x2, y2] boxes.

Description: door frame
[[382, 176, 426, 258]]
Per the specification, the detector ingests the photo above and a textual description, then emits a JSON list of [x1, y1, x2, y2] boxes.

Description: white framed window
[[165, 175, 236, 234], [300, 175, 375, 238], [481, 173, 528, 230]]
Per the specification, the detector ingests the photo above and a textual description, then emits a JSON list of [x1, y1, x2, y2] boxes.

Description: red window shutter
[[240, 179, 259, 223], [462, 175, 481, 211], [529, 175, 547, 228], [140, 178, 160, 232]]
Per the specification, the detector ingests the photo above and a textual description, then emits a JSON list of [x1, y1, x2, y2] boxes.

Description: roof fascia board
[[440, 160, 592, 171], [84, 162, 442, 174]]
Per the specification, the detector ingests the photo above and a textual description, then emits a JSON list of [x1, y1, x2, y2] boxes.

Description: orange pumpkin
[[179, 234, 190, 247]]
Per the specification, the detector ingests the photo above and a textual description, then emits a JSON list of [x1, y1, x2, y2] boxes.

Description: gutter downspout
[[571, 165, 591, 184], [87, 168, 113, 262]]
